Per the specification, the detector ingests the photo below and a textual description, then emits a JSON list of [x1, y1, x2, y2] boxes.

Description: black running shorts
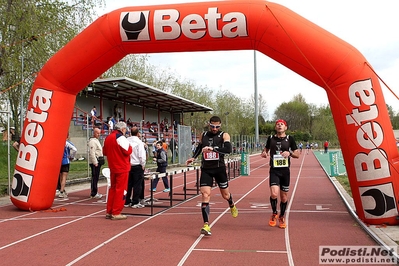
[[269, 167, 290, 192], [200, 166, 229, 189]]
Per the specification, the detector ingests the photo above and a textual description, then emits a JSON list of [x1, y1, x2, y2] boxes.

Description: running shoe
[[111, 214, 127, 220], [278, 216, 286, 229], [163, 188, 170, 192], [91, 193, 103, 199], [58, 191, 68, 198], [230, 205, 238, 218], [105, 213, 112, 219], [200, 223, 211, 236], [131, 203, 145, 208], [269, 213, 278, 227]]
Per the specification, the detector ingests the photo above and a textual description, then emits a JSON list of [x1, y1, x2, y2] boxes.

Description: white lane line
[[0, 209, 104, 250], [66, 193, 202, 266], [177, 162, 269, 266], [0, 169, 204, 254], [0, 197, 96, 224], [284, 153, 307, 266], [1, 158, 266, 263], [193, 248, 288, 254]]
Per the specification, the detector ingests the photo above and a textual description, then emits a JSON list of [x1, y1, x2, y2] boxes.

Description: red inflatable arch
[[11, 0, 399, 225]]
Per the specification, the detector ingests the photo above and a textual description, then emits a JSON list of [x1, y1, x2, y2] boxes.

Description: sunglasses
[[209, 124, 221, 129]]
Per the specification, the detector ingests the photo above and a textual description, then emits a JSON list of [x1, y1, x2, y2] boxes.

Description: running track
[[0, 151, 385, 265]]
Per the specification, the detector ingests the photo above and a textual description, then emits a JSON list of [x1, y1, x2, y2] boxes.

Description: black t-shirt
[[266, 135, 297, 168], [201, 131, 225, 168]]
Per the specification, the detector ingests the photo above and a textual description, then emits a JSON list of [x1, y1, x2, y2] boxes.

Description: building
[[70, 77, 212, 159]]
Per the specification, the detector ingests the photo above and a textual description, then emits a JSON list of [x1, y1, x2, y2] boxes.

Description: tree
[[273, 93, 310, 131], [310, 105, 337, 143], [103, 54, 151, 82], [249, 93, 268, 121], [386, 104, 399, 130], [0, 0, 105, 133]]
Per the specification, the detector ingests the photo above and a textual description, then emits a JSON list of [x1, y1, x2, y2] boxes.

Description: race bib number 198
[[273, 154, 288, 168]]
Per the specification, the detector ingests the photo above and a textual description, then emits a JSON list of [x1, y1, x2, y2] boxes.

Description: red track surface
[[0, 152, 386, 265]]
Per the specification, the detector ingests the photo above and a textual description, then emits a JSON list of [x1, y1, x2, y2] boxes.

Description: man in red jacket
[[103, 121, 132, 220]]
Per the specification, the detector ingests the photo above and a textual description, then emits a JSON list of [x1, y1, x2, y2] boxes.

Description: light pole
[[224, 112, 229, 132], [20, 35, 38, 134], [254, 50, 259, 145], [20, 45, 24, 134]]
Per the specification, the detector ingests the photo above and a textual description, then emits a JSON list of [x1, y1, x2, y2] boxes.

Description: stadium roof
[[86, 77, 213, 114]]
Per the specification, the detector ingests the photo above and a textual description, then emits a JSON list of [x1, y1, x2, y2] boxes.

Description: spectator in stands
[[112, 104, 122, 121], [108, 116, 114, 134], [58, 133, 77, 198], [139, 132, 147, 205], [10, 127, 16, 141], [10, 127, 21, 151], [170, 138, 178, 163], [151, 122, 158, 132], [160, 121, 165, 132], [3, 127, 19, 145], [117, 105, 122, 120], [113, 104, 119, 120], [103, 122, 132, 220], [164, 121, 169, 133], [143, 137, 149, 160], [88, 128, 104, 199], [125, 125, 131, 137], [151, 141, 170, 192], [12, 139, 20, 151], [90, 106, 97, 127], [152, 139, 157, 161], [191, 141, 197, 156], [162, 138, 168, 151], [127, 118, 133, 128], [2, 128, 8, 142], [125, 126, 146, 208]]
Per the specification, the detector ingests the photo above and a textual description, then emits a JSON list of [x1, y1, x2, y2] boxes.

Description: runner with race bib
[[261, 119, 300, 229]]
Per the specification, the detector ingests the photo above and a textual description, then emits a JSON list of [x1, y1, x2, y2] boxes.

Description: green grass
[[0, 143, 107, 197], [0, 143, 17, 196], [335, 175, 352, 197]]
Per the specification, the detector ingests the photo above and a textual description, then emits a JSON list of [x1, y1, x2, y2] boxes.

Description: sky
[[96, 0, 399, 118]]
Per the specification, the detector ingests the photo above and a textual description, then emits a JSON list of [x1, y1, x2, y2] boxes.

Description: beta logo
[[11, 170, 33, 202], [359, 183, 397, 218], [120, 11, 150, 41], [120, 7, 248, 41]]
